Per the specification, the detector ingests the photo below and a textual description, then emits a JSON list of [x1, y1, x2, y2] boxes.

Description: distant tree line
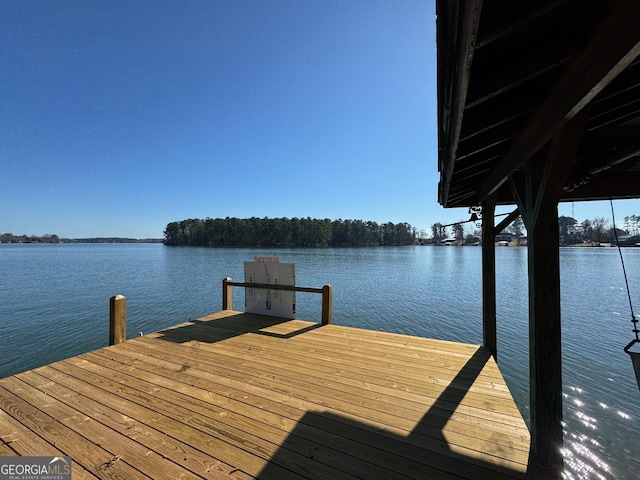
[[425, 213, 640, 246], [0, 233, 162, 244], [61, 238, 164, 244], [1, 233, 59, 243], [558, 215, 639, 245], [164, 217, 416, 247]]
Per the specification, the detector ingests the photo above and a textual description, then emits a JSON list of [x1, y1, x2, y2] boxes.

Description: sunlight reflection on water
[[560, 382, 638, 480]]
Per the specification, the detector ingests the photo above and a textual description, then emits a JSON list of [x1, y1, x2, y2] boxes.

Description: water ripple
[[1, 244, 639, 479]]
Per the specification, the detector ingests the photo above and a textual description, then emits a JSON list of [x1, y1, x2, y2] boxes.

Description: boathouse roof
[[437, 0, 640, 208]]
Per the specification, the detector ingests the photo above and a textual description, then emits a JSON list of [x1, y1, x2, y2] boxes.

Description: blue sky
[[1, 1, 638, 239]]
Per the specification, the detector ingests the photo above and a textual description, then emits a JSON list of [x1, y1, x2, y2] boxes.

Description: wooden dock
[[0, 310, 529, 479]]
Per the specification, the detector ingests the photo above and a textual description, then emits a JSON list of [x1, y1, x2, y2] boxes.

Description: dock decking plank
[[79, 349, 435, 480], [99, 339, 528, 479], [60, 354, 364, 480], [1, 375, 202, 480], [88, 344, 497, 479], [0, 310, 529, 479], [139, 334, 519, 424], [0, 384, 151, 479], [123, 339, 528, 437], [149, 320, 510, 388], [45, 358, 297, 480], [29, 365, 256, 480], [163, 326, 517, 403], [136, 328, 525, 433], [125, 334, 529, 453], [0, 409, 98, 479]]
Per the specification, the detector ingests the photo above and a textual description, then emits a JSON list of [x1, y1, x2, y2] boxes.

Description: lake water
[[1, 243, 639, 479]]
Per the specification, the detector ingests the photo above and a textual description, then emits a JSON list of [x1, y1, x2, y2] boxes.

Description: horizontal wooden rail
[[225, 280, 323, 293], [222, 277, 332, 324]]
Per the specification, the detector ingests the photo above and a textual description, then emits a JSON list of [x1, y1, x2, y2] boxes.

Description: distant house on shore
[[495, 232, 514, 243], [614, 235, 640, 246]]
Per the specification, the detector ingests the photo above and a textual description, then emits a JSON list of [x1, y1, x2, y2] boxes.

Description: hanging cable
[[609, 198, 639, 345]]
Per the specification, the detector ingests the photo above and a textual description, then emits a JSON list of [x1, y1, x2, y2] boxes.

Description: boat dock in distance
[[0, 283, 529, 479]]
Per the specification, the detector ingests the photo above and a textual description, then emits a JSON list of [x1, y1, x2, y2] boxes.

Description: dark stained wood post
[[526, 203, 564, 479], [223, 277, 233, 310], [514, 113, 587, 479], [321, 284, 332, 325], [481, 196, 497, 358], [109, 295, 126, 345]]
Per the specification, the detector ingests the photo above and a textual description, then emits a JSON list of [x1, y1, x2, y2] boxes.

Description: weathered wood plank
[[95, 340, 529, 469], [122, 337, 524, 448], [2, 375, 200, 480], [134, 335, 526, 435], [135, 332, 521, 417], [0, 310, 529, 479], [0, 441, 16, 456], [0, 385, 151, 479], [151, 316, 507, 378], [0, 409, 98, 479], [189, 328, 511, 390], [49, 358, 361, 480], [75, 352, 526, 478], [71, 352, 437, 480], [102, 340, 528, 449], [179, 334, 514, 400], [28, 366, 256, 480]]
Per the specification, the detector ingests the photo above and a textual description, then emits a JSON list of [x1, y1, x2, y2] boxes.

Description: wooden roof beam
[[477, 0, 640, 202], [437, 0, 483, 207], [466, 46, 571, 109], [561, 171, 640, 200]]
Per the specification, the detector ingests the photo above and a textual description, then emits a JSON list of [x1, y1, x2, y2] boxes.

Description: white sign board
[[244, 260, 296, 319]]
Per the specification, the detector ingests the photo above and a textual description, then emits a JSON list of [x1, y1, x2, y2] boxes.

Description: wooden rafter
[[477, 0, 640, 202], [466, 44, 572, 108], [475, 0, 573, 49]]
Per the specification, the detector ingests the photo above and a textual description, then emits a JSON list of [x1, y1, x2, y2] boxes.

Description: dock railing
[[222, 277, 333, 325], [108, 280, 333, 347]]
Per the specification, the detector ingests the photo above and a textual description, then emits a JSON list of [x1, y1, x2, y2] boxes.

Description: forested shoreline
[[0, 233, 162, 244], [164, 217, 416, 247]]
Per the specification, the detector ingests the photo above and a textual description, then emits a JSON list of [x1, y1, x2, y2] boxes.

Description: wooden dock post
[[109, 295, 126, 345], [223, 277, 233, 310], [481, 196, 497, 359], [321, 284, 333, 325]]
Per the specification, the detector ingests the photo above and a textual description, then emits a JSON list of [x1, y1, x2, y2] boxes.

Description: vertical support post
[[527, 203, 564, 479], [223, 277, 233, 310], [481, 196, 497, 358], [520, 111, 588, 478], [321, 284, 333, 325], [109, 295, 126, 346]]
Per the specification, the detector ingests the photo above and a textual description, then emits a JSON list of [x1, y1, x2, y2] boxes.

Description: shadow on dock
[[154, 312, 324, 343], [154, 313, 527, 479], [1, 311, 528, 479], [255, 347, 524, 480]]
